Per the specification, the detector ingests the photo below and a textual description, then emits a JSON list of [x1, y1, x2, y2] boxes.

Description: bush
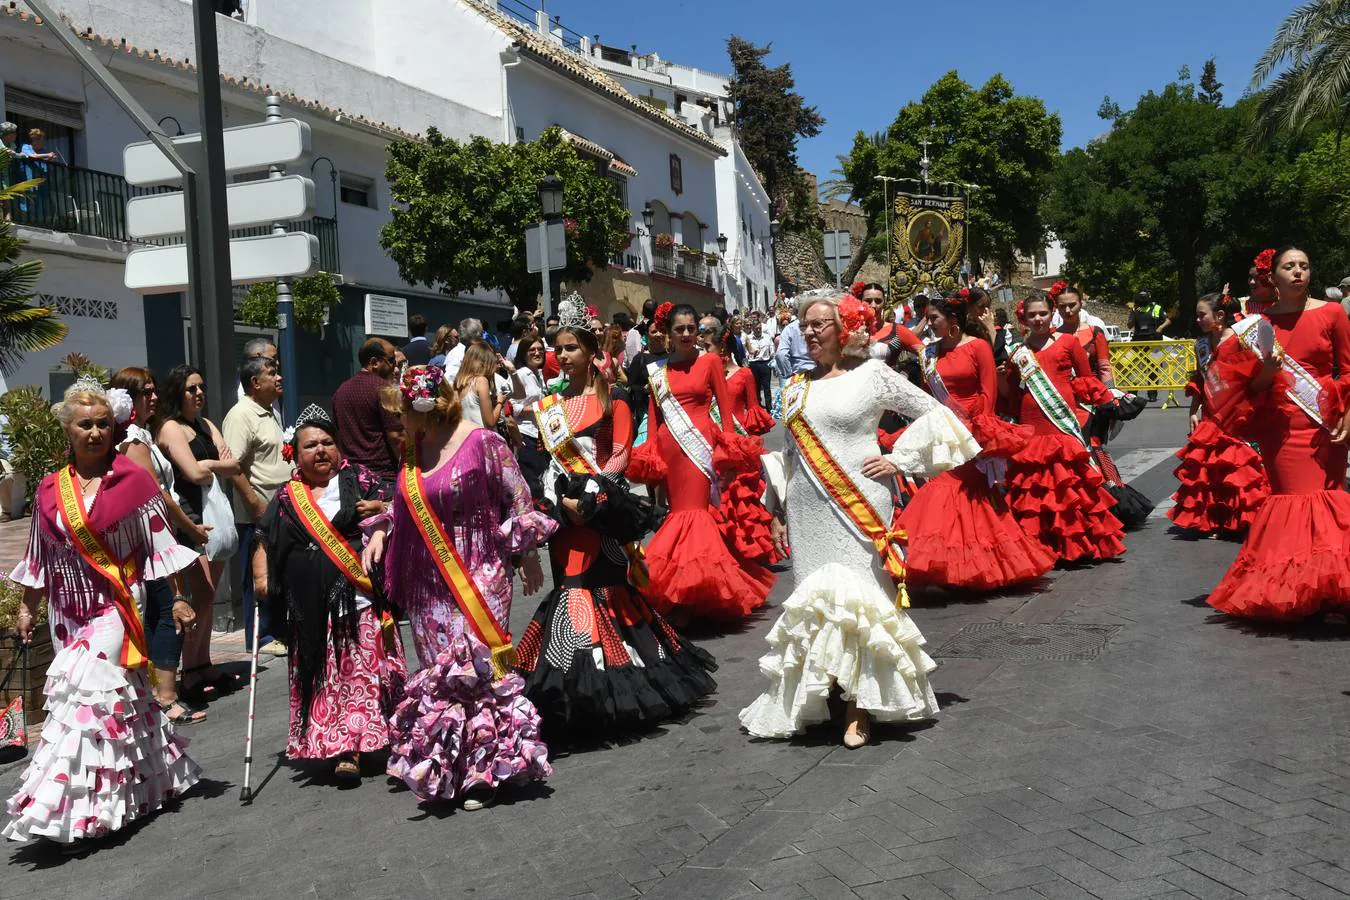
[[0, 386, 66, 501], [237, 272, 342, 333]]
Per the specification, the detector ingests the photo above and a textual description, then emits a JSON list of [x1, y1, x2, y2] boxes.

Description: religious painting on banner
[[891, 191, 966, 296]]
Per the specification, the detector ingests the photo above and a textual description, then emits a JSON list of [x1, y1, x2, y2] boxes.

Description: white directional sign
[[123, 119, 311, 187], [126, 175, 315, 239], [125, 232, 319, 294], [525, 220, 567, 274]]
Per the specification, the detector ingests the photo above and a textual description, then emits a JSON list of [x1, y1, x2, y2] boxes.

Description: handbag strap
[[0, 637, 24, 694]]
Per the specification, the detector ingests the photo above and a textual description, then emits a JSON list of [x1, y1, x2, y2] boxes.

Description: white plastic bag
[[201, 475, 238, 561]]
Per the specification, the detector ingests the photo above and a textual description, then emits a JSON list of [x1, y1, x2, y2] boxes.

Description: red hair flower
[[1046, 280, 1068, 302], [838, 295, 876, 338], [1253, 248, 1276, 286], [652, 301, 674, 333], [1015, 299, 1027, 323], [850, 281, 867, 299], [958, 287, 971, 300]]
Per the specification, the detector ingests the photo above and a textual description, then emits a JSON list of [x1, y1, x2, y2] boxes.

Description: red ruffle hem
[[644, 507, 774, 621], [1005, 433, 1126, 563], [718, 470, 780, 567], [1168, 420, 1269, 536]]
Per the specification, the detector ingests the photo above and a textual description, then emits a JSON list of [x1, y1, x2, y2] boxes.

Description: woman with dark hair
[[362, 366, 555, 808], [517, 325, 715, 741], [626, 305, 672, 445], [627, 304, 773, 622], [1001, 296, 1126, 563], [1208, 248, 1350, 620], [253, 406, 406, 782], [109, 367, 210, 725], [1169, 293, 1269, 537], [899, 295, 1056, 591], [508, 334, 549, 498], [156, 364, 242, 702]]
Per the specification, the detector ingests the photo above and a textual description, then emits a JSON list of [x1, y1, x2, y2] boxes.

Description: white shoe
[[462, 790, 496, 811], [258, 640, 288, 657]]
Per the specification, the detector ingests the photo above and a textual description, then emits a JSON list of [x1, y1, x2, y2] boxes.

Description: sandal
[[333, 753, 361, 781], [462, 788, 496, 811], [158, 698, 207, 726], [178, 667, 217, 704]]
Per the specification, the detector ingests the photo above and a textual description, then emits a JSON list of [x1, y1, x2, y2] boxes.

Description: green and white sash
[[1011, 336, 1093, 455], [1232, 314, 1326, 429]]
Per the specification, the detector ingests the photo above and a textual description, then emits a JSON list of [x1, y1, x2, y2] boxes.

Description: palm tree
[[0, 150, 67, 375], [1249, 0, 1350, 147]]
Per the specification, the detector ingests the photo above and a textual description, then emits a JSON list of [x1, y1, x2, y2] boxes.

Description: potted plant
[[0, 576, 50, 740], [652, 232, 675, 252], [0, 386, 68, 506]]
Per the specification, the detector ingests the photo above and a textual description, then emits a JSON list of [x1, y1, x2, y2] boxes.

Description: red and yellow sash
[[782, 375, 909, 606], [535, 393, 650, 589], [399, 465, 516, 678], [286, 482, 374, 595], [56, 466, 148, 669]]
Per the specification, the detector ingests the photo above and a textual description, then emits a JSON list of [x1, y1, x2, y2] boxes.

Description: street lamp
[[769, 219, 781, 238], [641, 202, 654, 232], [717, 233, 728, 254], [539, 174, 564, 219], [311, 155, 340, 269], [874, 175, 902, 292]]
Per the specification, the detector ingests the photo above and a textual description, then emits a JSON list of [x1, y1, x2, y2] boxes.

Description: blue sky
[[540, 0, 1289, 185]]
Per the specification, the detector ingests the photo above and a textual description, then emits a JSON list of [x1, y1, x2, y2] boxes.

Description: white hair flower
[[106, 387, 134, 424], [411, 396, 436, 413]]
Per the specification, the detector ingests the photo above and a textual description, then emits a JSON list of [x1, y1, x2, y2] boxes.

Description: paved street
[[6, 406, 1350, 900]]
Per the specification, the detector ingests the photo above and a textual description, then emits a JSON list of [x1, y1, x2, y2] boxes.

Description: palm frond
[[0, 178, 43, 203], [1253, 0, 1350, 86]]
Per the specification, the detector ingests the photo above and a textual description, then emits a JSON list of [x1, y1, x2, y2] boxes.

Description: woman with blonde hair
[[452, 340, 504, 429], [363, 365, 556, 808]]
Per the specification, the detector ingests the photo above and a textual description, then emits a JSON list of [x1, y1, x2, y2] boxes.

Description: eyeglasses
[[697, 325, 717, 335], [802, 319, 836, 335]]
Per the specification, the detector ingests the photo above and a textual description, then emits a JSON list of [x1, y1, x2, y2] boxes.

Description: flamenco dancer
[[363, 366, 556, 809], [1169, 293, 1269, 537], [253, 406, 407, 782], [6, 378, 201, 849], [899, 295, 1056, 592], [516, 321, 716, 741], [1053, 281, 1153, 529], [740, 290, 980, 747], [627, 304, 773, 623], [1002, 295, 1126, 564], [1208, 247, 1350, 621], [698, 316, 779, 567]]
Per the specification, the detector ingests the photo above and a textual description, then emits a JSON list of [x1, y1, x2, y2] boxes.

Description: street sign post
[[823, 230, 851, 287], [525, 219, 567, 318], [126, 175, 315, 239], [123, 119, 311, 187], [125, 233, 320, 293]]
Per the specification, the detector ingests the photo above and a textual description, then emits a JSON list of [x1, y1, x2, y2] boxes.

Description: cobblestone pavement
[[6, 408, 1350, 899]]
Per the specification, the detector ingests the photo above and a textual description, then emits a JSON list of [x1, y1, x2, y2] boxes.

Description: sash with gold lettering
[[55, 466, 148, 669], [535, 393, 651, 589], [1233, 314, 1327, 430], [285, 481, 374, 595], [399, 465, 516, 678], [648, 362, 717, 501], [781, 373, 910, 606]]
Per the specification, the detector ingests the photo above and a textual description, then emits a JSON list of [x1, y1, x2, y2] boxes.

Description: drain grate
[[933, 623, 1119, 661]]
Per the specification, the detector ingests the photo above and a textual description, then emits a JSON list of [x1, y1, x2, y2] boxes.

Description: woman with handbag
[[5, 378, 201, 849], [156, 364, 242, 703]]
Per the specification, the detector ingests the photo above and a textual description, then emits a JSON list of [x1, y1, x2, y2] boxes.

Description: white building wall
[[714, 131, 773, 311]]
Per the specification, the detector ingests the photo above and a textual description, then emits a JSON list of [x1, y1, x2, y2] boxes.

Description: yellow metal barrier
[[1108, 340, 1196, 410]]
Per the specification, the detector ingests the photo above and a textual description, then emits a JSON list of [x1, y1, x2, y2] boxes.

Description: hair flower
[[106, 387, 134, 425], [401, 365, 444, 414], [652, 301, 674, 334], [1046, 280, 1068, 302], [1253, 248, 1276, 287], [850, 281, 867, 299], [838, 295, 876, 339]]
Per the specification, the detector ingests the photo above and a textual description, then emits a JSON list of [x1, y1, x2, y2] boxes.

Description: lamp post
[[156, 115, 184, 136], [536, 174, 564, 318], [310, 155, 339, 270], [716, 232, 731, 307], [874, 175, 902, 292]]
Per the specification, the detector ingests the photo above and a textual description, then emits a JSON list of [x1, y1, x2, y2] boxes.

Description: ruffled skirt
[[1169, 420, 1269, 535], [386, 635, 551, 803], [645, 508, 774, 621], [738, 563, 939, 738], [4, 637, 200, 843], [287, 607, 408, 760], [900, 463, 1056, 591], [1207, 490, 1350, 621], [517, 583, 717, 738], [1006, 433, 1126, 563], [717, 470, 779, 567]]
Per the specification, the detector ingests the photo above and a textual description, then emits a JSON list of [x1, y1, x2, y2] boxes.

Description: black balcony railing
[[651, 248, 714, 289], [8, 159, 341, 273]]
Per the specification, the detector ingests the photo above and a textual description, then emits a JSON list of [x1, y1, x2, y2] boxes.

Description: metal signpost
[[525, 219, 567, 318], [822, 229, 851, 288]]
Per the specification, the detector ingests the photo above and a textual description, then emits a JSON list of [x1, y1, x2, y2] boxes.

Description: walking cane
[[239, 597, 263, 804]]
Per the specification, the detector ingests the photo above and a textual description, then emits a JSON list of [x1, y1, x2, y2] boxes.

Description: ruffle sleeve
[[8, 513, 45, 588], [498, 509, 558, 553], [625, 438, 668, 484], [740, 403, 776, 435], [713, 430, 764, 477], [1070, 374, 1115, 407], [143, 496, 202, 580], [968, 413, 1031, 458], [884, 405, 980, 478], [1320, 375, 1350, 427]]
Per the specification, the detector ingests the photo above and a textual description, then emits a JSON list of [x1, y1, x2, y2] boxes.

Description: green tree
[[0, 150, 67, 374], [380, 127, 630, 309], [238, 273, 343, 333], [840, 71, 1062, 276], [1249, 0, 1350, 146], [1199, 58, 1224, 106], [725, 36, 824, 226]]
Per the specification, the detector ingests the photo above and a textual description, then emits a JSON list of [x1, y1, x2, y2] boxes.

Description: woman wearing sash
[[253, 406, 407, 782], [626, 304, 773, 622], [516, 325, 716, 741], [740, 291, 979, 746], [363, 365, 555, 808], [699, 316, 779, 567], [1001, 296, 1126, 564], [899, 295, 1056, 592], [5, 378, 201, 848], [1208, 248, 1350, 620], [1170, 293, 1269, 537]]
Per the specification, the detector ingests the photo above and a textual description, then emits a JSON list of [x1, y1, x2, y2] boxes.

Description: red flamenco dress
[[627, 353, 774, 621], [517, 393, 716, 740], [1004, 333, 1126, 563], [716, 366, 780, 566], [901, 339, 1057, 590], [1208, 302, 1350, 620], [1169, 334, 1269, 536]]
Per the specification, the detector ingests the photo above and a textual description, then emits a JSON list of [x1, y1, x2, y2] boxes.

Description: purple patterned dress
[[381, 428, 557, 802]]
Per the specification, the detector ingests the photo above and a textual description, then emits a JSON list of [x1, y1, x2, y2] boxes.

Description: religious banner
[[890, 191, 966, 296]]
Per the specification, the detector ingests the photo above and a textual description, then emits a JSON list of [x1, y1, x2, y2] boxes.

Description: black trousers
[[749, 361, 774, 411]]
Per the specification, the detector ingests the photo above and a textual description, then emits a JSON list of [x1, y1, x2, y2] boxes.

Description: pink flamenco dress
[[627, 353, 774, 622], [715, 366, 781, 567], [1208, 302, 1350, 620], [1169, 334, 1270, 536], [900, 339, 1057, 590], [379, 428, 558, 802], [4, 456, 201, 844], [1004, 333, 1126, 564]]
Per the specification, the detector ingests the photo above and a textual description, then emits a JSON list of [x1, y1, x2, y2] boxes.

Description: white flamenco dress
[[739, 360, 979, 738], [4, 488, 202, 843]]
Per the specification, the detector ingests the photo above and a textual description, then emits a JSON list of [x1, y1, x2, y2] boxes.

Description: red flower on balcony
[[653, 232, 675, 251], [563, 217, 580, 236]]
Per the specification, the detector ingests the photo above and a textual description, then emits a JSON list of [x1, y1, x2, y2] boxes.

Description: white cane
[[239, 597, 263, 803]]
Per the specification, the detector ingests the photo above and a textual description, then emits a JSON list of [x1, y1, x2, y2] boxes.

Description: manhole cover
[[934, 623, 1119, 660]]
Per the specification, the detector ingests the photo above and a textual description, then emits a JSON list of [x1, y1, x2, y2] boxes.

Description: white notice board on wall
[[364, 293, 408, 338]]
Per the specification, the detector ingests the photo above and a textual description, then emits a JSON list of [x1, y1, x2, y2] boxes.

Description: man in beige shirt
[[223, 356, 290, 656]]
